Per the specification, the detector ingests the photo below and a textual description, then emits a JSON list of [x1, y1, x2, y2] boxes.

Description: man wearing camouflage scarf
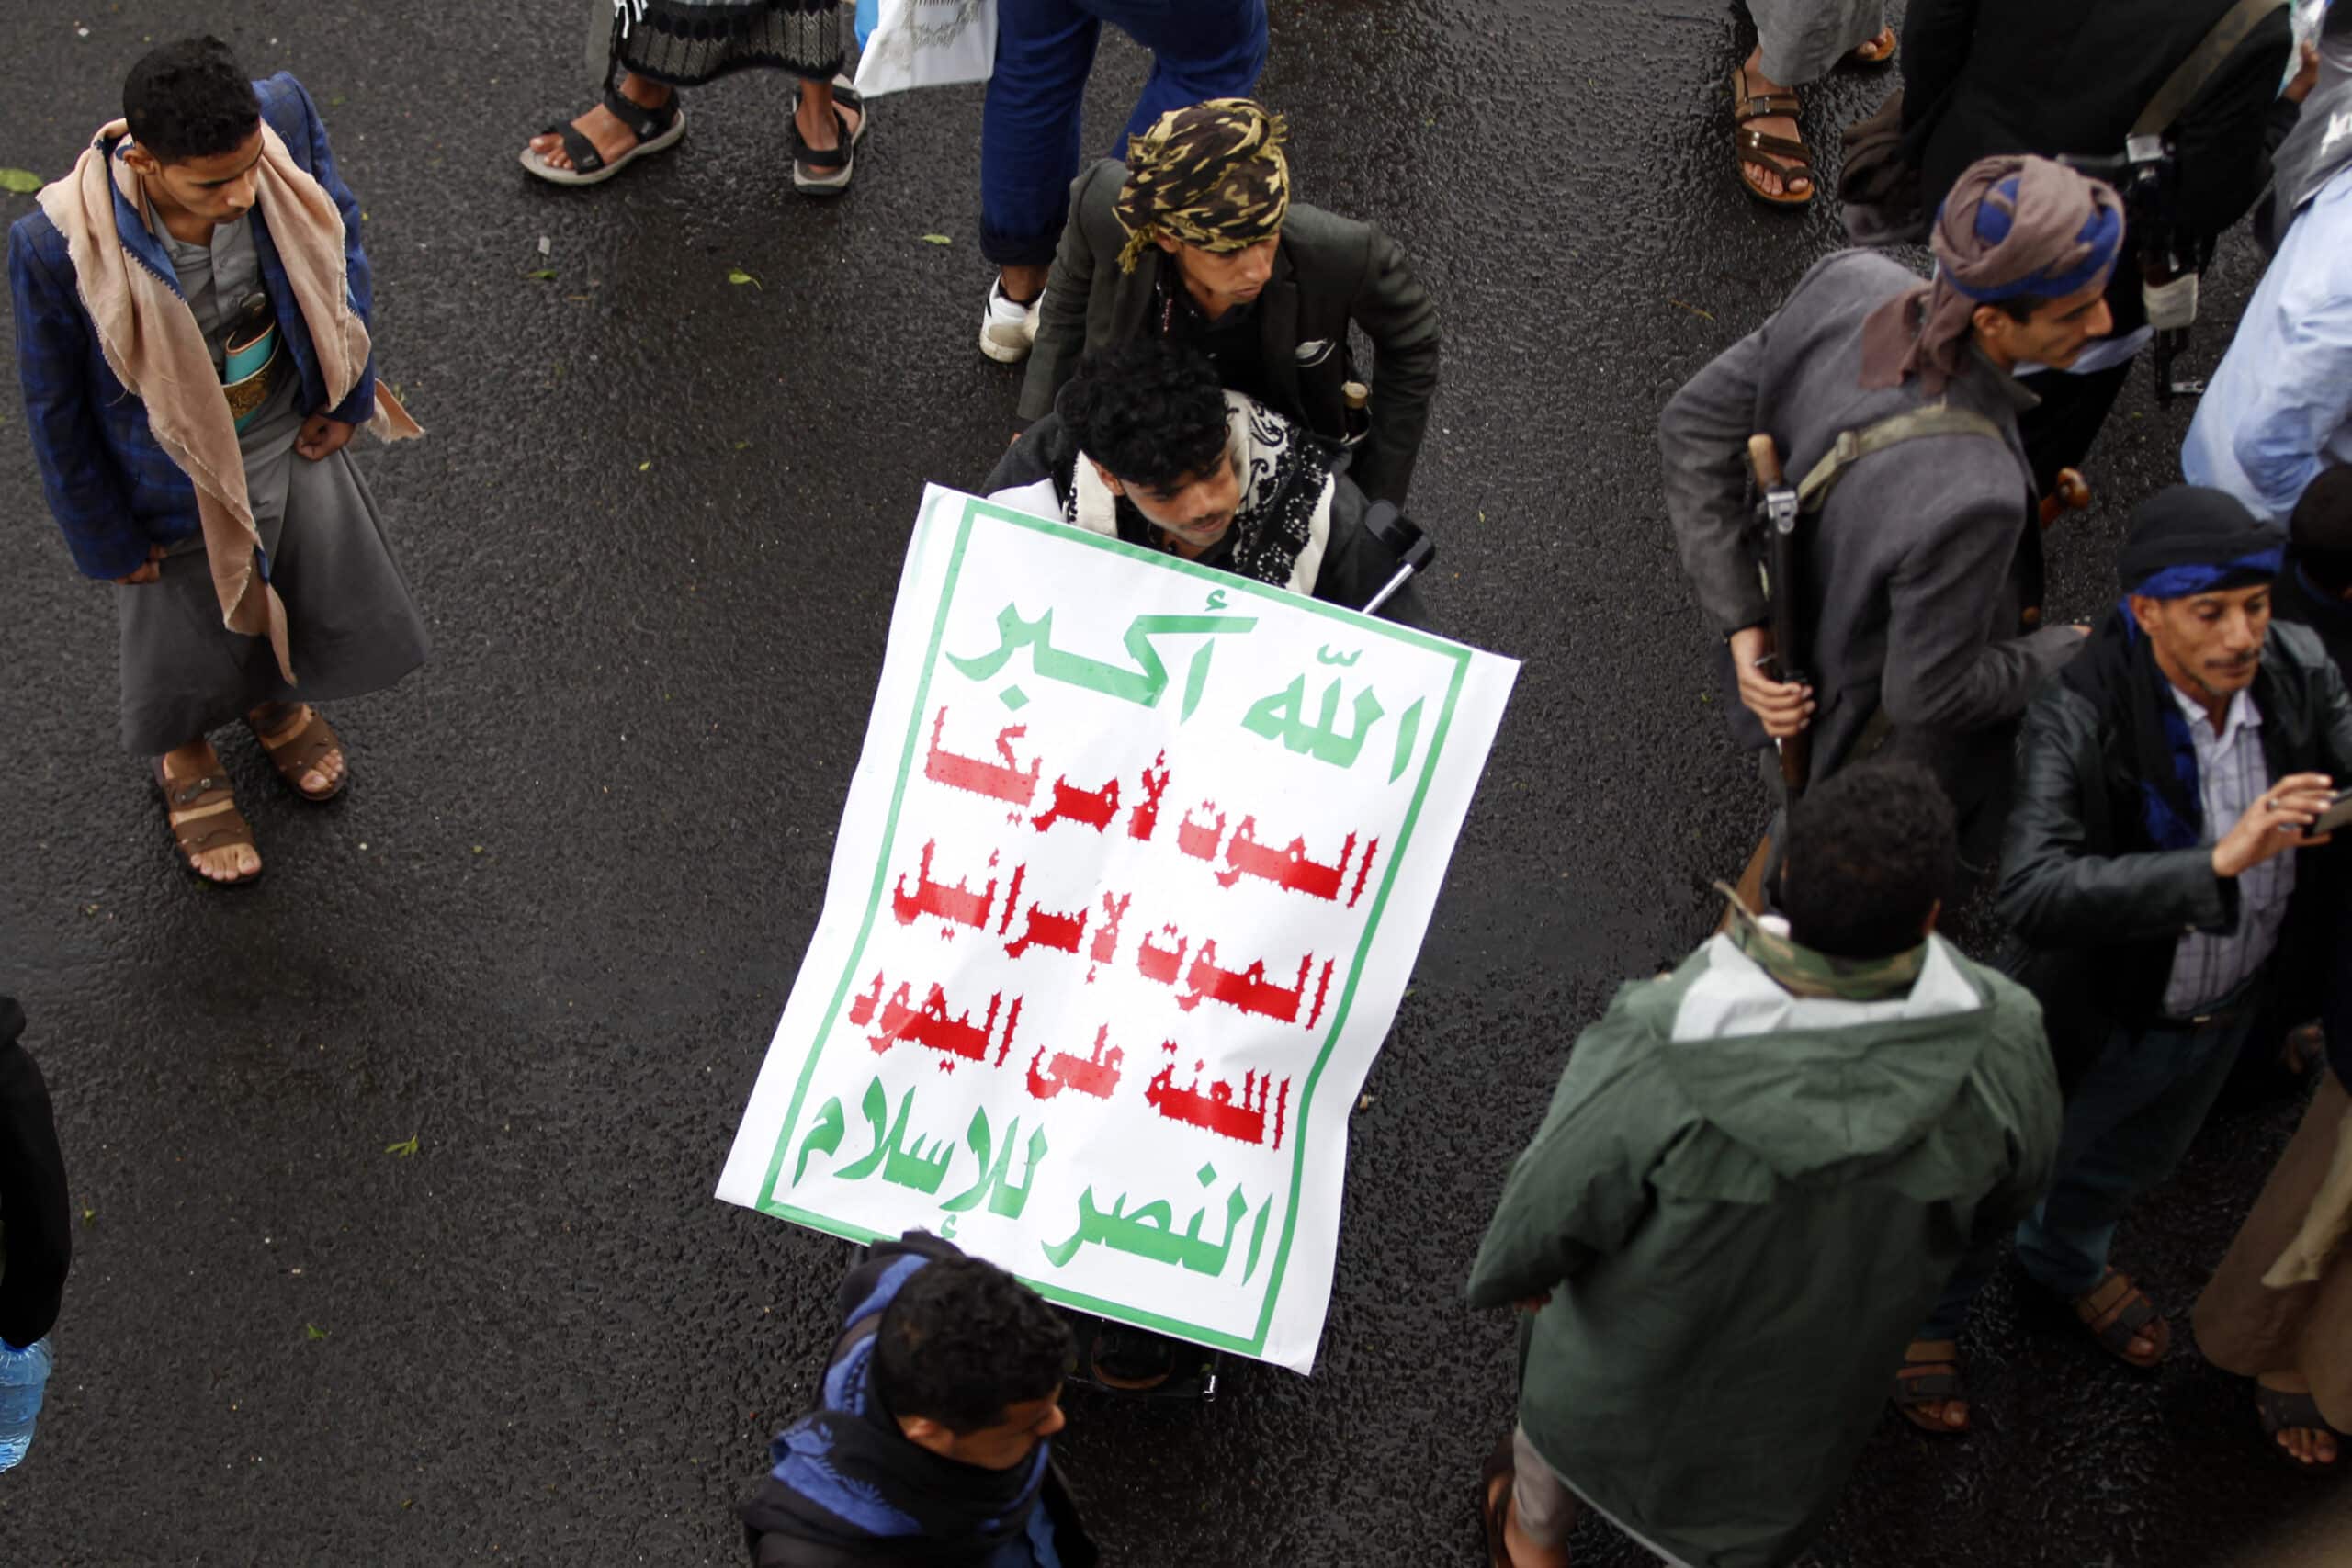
[[1111, 96, 1291, 271], [1009, 96, 1441, 508]]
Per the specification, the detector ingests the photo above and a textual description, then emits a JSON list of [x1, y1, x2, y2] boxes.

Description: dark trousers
[[2015, 359, 2133, 497], [979, 0, 1267, 265], [1920, 982, 2264, 1337]]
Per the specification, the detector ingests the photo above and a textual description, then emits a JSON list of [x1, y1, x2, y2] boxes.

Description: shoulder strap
[[2131, 0, 2290, 139], [1794, 401, 2007, 515]]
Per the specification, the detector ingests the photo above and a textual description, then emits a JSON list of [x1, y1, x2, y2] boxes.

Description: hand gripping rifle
[[1747, 434, 1811, 800]]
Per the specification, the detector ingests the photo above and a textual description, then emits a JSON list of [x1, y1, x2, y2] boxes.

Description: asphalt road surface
[[0, 2, 2335, 1563]]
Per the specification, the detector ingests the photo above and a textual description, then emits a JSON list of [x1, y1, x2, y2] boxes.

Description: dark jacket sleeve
[[1314, 473, 1425, 626], [0, 1019, 72, 1350], [1899, 0, 1979, 136], [2167, 7, 2296, 241], [2314, 637, 2352, 780], [1995, 687, 2238, 947], [1344, 223, 1439, 508], [270, 74, 378, 427], [982, 413, 1064, 497], [8, 220, 145, 581], [1879, 462, 2086, 734], [1464, 1002, 1657, 1307], [1016, 163, 1119, 426], [1659, 323, 1770, 636]]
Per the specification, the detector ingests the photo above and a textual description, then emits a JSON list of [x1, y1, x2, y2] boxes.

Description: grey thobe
[[117, 213, 429, 754], [1750, 0, 1885, 85], [1658, 250, 2083, 828]]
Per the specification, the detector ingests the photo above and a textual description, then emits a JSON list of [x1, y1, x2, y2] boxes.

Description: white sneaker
[[979, 280, 1042, 364]]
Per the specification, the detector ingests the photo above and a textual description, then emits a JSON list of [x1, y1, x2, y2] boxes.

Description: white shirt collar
[[2165, 681, 2260, 749]]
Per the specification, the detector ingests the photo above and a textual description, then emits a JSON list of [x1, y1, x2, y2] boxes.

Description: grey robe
[[1750, 0, 1885, 84], [1659, 250, 2084, 795]]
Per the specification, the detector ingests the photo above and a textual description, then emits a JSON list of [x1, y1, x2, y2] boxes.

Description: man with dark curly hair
[[984, 338, 1424, 626], [1466, 760, 2059, 1568], [739, 1233, 1097, 1566]]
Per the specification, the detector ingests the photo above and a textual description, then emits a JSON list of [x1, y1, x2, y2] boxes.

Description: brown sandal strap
[[158, 770, 257, 864], [1894, 1340, 1964, 1404], [1731, 69, 1802, 121], [1737, 127, 1815, 171], [253, 705, 346, 797], [2075, 1270, 2166, 1360]]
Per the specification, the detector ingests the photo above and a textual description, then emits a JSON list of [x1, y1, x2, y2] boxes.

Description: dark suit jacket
[[0, 998, 70, 1350], [1017, 159, 1440, 508]]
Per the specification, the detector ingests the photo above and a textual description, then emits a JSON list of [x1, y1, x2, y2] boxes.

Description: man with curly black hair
[[984, 338, 1424, 625], [739, 1233, 1097, 1566]]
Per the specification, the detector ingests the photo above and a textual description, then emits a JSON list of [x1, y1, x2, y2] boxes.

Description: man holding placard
[[988, 340, 1423, 625]]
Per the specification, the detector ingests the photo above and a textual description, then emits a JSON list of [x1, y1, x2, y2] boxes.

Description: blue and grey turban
[[1860, 155, 2126, 394]]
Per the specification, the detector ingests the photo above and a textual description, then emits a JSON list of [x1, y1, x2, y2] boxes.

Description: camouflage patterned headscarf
[[1114, 98, 1291, 274]]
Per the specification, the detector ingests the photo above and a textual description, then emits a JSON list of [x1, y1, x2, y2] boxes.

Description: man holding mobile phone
[[1896, 486, 2352, 1438]]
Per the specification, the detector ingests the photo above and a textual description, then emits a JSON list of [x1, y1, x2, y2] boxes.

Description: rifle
[[1747, 434, 1811, 800]]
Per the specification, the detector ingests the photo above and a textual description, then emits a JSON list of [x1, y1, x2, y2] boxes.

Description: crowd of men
[[8, 0, 2352, 1563]]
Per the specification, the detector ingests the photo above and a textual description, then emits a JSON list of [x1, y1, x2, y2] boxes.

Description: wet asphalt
[[0, 1, 2339, 1563]]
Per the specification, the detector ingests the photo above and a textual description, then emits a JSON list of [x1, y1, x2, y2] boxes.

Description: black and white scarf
[[1066, 392, 1338, 593]]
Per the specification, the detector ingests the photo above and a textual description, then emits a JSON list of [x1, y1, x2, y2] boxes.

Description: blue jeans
[[979, 0, 1268, 265], [1920, 988, 2263, 1337]]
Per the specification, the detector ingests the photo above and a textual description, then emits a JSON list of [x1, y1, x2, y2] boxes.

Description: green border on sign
[[754, 494, 1471, 1356]]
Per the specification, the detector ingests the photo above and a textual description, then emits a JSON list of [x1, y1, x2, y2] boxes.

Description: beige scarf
[[37, 119, 421, 683]]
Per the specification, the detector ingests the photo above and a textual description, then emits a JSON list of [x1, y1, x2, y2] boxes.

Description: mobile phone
[[2312, 788, 2352, 837]]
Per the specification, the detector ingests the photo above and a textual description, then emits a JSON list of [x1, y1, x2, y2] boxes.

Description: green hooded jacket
[[1465, 931, 2060, 1568]]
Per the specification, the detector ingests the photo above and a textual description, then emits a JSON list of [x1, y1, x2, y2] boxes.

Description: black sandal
[[1892, 1339, 1969, 1434], [520, 86, 687, 187], [2256, 1384, 2345, 1472], [792, 80, 866, 196]]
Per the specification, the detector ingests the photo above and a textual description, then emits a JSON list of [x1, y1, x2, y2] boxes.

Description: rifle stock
[[1747, 435, 1812, 798]]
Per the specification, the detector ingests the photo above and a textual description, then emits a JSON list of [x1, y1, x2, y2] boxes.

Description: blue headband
[[2129, 547, 2285, 600], [1944, 176, 2124, 304]]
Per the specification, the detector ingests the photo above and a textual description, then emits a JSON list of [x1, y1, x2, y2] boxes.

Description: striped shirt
[[2163, 685, 2294, 1018]]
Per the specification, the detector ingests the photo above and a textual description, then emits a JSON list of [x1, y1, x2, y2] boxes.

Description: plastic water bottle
[[0, 1337, 53, 1472]]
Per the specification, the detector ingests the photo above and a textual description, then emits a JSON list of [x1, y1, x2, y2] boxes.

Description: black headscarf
[[739, 1233, 1054, 1565], [2060, 487, 2286, 852]]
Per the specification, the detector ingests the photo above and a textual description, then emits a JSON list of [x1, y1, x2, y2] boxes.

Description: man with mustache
[[1895, 486, 2352, 1436]]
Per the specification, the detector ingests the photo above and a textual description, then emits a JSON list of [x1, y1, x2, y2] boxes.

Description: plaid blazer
[[7, 73, 378, 581]]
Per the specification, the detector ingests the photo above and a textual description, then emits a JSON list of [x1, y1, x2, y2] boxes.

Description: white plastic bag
[[854, 0, 997, 97]]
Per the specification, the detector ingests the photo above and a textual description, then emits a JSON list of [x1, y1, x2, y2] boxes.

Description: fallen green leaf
[[305, 1323, 330, 1341], [726, 266, 763, 289], [920, 233, 954, 246], [638, 459, 652, 472], [525, 268, 556, 281], [0, 168, 43, 195], [80, 1207, 96, 1227], [384, 1133, 420, 1158]]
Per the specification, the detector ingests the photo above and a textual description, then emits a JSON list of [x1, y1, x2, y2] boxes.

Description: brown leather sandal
[[1844, 26, 1898, 67], [1730, 66, 1814, 208], [250, 704, 347, 801], [157, 763, 262, 886], [1893, 1338, 1970, 1434], [2071, 1269, 2170, 1368]]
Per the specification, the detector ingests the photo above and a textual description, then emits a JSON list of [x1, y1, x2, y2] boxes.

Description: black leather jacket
[[1995, 623, 2352, 1069]]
